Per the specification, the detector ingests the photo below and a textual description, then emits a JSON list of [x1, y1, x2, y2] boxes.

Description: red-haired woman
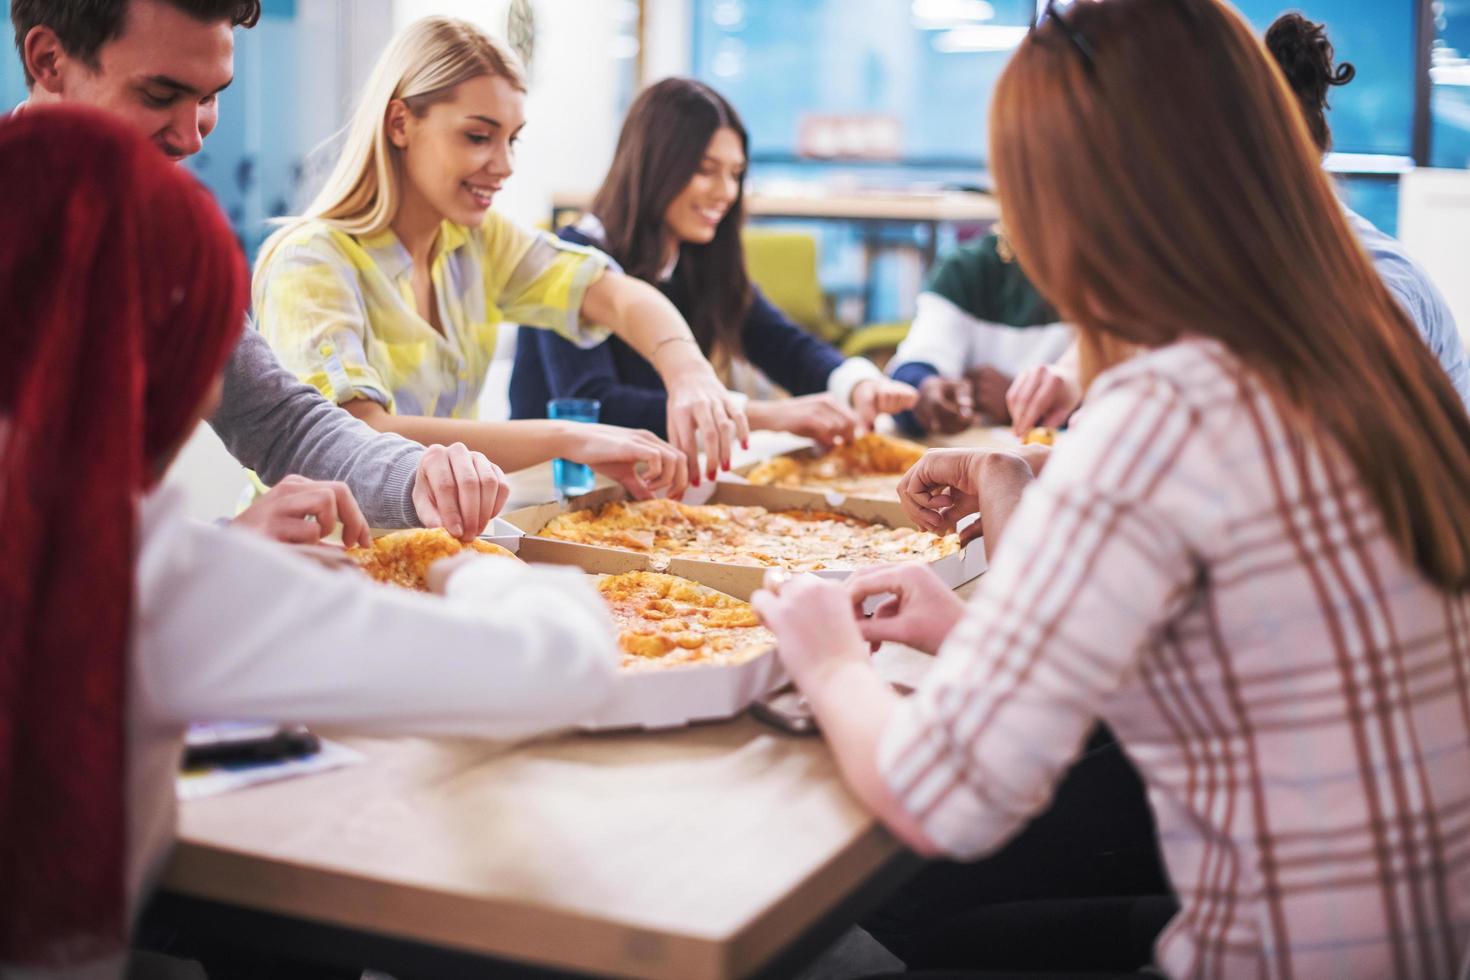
[[0, 109, 617, 976], [754, 1, 1470, 976]]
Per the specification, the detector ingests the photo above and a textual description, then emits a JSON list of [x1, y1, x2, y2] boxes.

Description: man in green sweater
[[889, 233, 1071, 435]]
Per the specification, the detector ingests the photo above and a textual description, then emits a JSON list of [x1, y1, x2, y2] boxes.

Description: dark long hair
[[1265, 11, 1355, 153], [590, 78, 752, 369], [992, 0, 1470, 588]]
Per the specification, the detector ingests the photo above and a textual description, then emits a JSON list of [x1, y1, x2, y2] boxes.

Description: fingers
[[634, 430, 687, 498], [1006, 368, 1044, 434], [636, 430, 668, 490], [469, 450, 509, 527], [667, 408, 700, 487], [609, 462, 655, 501], [882, 382, 919, 413], [446, 443, 483, 541], [704, 400, 736, 477], [959, 517, 985, 547], [666, 446, 690, 499], [416, 445, 464, 537], [1039, 402, 1073, 430], [269, 514, 330, 545], [328, 481, 372, 547], [730, 396, 752, 452], [843, 564, 914, 610], [814, 402, 860, 446]]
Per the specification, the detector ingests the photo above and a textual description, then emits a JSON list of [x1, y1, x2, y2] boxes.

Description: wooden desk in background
[[157, 429, 1015, 979], [551, 188, 1001, 322]]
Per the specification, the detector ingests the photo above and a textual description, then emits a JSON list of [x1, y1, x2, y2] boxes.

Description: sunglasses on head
[[1028, 0, 1198, 74]]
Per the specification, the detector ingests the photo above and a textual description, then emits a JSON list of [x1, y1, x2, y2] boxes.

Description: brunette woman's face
[[662, 127, 745, 246], [388, 74, 525, 227]]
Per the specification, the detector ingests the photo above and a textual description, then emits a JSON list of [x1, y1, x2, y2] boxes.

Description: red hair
[[0, 107, 247, 963]]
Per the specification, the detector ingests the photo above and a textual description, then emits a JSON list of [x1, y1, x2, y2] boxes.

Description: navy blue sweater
[[509, 226, 845, 437]]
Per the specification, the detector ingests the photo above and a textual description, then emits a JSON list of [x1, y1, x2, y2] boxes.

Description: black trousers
[[864, 725, 1177, 974]]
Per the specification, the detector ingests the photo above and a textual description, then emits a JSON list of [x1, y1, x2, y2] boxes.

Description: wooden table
[[157, 431, 1012, 979]]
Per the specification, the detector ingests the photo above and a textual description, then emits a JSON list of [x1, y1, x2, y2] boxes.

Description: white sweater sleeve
[[889, 293, 977, 379], [133, 489, 618, 740]]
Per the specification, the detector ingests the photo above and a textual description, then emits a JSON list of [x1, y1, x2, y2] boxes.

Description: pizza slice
[[348, 528, 517, 590], [745, 432, 925, 496], [596, 571, 775, 671]]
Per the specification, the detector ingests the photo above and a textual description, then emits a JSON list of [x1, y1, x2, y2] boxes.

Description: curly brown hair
[[1265, 11, 1356, 152]]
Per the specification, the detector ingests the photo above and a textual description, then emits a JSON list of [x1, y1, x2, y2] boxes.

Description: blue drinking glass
[[547, 398, 600, 497]]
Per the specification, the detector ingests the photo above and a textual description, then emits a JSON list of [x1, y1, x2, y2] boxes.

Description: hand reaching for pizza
[[912, 376, 976, 435], [843, 564, 965, 656], [232, 475, 373, 548], [1007, 361, 1082, 435], [965, 365, 1014, 425], [751, 572, 871, 691], [411, 442, 509, 541], [746, 393, 862, 447], [850, 377, 918, 427], [559, 423, 689, 500], [898, 448, 1037, 553]]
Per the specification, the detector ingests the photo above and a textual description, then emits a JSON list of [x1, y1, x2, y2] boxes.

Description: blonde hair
[[257, 16, 524, 268]]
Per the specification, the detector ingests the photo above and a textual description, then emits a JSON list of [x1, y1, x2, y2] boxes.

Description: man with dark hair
[[9, 0, 509, 541]]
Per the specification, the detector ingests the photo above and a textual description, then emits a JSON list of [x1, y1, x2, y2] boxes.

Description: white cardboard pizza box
[[501, 482, 987, 601], [516, 549, 789, 732], [585, 648, 787, 732]]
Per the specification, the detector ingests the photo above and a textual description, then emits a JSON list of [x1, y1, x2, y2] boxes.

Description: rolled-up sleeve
[[878, 371, 1212, 859], [255, 234, 394, 411], [485, 215, 612, 348]]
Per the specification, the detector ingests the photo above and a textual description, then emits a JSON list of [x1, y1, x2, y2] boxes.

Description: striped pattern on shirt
[[878, 337, 1470, 979]]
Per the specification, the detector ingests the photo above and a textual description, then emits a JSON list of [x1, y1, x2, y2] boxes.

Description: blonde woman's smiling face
[[388, 73, 526, 228]]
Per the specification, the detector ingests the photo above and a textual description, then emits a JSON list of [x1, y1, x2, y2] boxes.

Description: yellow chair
[[841, 320, 910, 367], [741, 228, 849, 344], [742, 227, 911, 365]]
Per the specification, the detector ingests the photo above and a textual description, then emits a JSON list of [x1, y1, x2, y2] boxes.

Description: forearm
[[348, 404, 575, 473], [804, 659, 942, 856], [211, 332, 422, 527], [582, 274, 716, 382], [973, 453, 1036, 554]]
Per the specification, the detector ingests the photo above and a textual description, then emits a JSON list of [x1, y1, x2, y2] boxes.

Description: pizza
[[596, 571, 774, 671], [348, 528, 517, 590], [1023, 427, 1056, 446], [744, 433, 925, 498], [537, 497, 958, 571]]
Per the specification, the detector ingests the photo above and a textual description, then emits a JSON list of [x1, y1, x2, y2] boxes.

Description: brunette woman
[[510, 78, 915, 447]]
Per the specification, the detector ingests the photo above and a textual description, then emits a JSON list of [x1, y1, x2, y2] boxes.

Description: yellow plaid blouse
[[254, 211, 612, 419]]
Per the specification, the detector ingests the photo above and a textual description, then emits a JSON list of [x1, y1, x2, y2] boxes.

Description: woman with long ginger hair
[[0, 109, 618, 976], [753, 0, 1470, 976]]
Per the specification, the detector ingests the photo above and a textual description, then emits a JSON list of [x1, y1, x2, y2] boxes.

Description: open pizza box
[[511, 545, 789, 732], [500, 481, 988, 601], [721, 447, 906, 507]]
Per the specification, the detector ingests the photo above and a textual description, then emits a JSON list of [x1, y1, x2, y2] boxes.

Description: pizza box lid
[[502, 482, 986, 601]]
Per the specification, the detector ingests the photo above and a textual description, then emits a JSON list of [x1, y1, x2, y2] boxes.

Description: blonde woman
[[255, 17, 750, 496]]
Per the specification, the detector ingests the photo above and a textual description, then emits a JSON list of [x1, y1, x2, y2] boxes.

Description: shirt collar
[[357, 220, 472, 281]]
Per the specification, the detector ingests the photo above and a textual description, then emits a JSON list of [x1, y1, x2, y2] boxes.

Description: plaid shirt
[[880, 338, 1470, 979]]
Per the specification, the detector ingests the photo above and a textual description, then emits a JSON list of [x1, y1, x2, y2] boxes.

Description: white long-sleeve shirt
[[55, 487, 613, 977], [892, 292, 1074, 381]]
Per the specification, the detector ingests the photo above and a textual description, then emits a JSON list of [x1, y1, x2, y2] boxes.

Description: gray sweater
[[209, 328, 423, 528]]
